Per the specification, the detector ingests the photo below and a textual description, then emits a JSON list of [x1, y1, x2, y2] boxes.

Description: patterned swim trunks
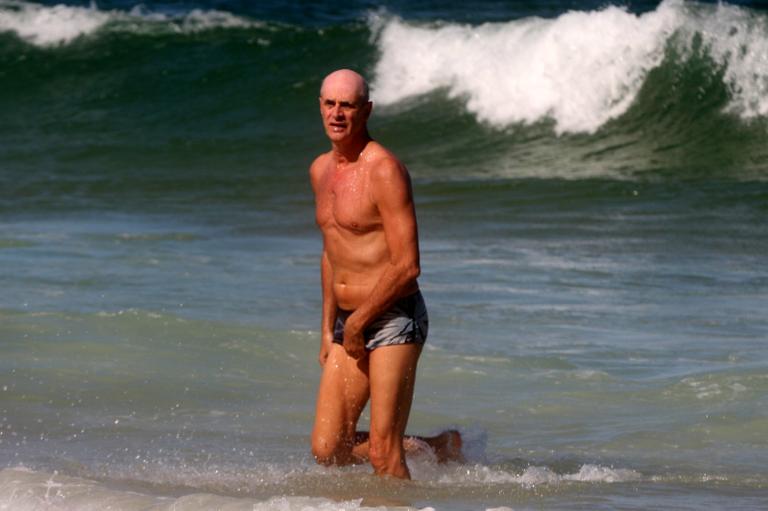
[[333, 291, 428, 351]]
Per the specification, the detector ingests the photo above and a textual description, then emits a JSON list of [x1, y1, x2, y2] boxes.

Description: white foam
[[0, 1, 111, 46], [564, 464, 642, 483], [370, 0, 768, 133], [683, 2, 768, 120], [0, 0, 261, 47], [0, 468, 434, 511], [0, 461, 643, 510], [370, 1, 683, 134], [433, 463, 641, 487]]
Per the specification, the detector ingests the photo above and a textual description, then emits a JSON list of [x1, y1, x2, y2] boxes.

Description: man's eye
[[323, 101, 356, 110]]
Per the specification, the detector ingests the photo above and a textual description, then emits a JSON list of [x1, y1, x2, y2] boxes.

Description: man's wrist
[[344, 312, 366, 334]]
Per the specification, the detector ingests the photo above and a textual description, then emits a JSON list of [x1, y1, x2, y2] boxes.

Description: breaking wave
[[0, 0, 261, 46], [370, 0, 768, 134]]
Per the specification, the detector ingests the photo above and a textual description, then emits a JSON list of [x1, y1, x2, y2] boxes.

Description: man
[[309, 69, 462, 479]]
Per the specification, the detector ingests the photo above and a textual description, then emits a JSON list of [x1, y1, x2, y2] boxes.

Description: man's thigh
[[312, 344, 370, 447], [368, 343, 422, 439]]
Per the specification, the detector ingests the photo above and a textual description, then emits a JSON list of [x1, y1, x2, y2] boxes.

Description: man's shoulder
[[311, 151, 333, 169], [309, 151, 333, 179], [365, 142, 407, 178], [365, 143, 412, 205]]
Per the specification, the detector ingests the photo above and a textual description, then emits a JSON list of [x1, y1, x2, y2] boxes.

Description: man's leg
[[367, 343, 422, 478], [311, 343, 370, 465], [352, 430, 464, 464], [403, 431, 464, 463]]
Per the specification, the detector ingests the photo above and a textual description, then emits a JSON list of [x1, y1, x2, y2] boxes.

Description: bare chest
[[315, 166, 380, 233]]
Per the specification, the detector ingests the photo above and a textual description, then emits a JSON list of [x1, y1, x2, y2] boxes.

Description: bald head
[[320, 69, 370, 104], [318, 69, 373, 145]]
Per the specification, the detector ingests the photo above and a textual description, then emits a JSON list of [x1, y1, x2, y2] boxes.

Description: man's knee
[[311, 436, 350, 465], [311, 438, 337, 465], [311, 441, 334, 465]]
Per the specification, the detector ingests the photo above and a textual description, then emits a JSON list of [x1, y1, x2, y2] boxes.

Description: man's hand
[[342, 318, 367, 359]]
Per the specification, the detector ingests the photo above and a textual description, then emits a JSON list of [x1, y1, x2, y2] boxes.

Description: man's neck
[[332, 134, 371, 166]]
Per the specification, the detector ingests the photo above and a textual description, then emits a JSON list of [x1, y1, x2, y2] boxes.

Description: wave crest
[[370, 0, 768, 134], [0, 0, 111, 45], [0, 0, 262, 46]]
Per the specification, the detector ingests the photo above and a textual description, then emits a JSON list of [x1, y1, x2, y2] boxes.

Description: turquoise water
[[1, 0, 768, 509]]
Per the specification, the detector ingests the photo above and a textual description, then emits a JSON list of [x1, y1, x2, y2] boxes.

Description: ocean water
[[1, 0, 767, 509]]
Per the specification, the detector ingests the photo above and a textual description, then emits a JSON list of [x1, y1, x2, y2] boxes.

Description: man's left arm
[[342, 158, 420, 357]]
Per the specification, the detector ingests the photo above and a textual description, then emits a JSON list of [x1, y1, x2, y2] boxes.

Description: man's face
[[319, 87, 371, 144]]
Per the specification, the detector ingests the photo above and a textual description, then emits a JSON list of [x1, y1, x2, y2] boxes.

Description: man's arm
[[342, 157, 421, 358], [319, 247, 337, 365], [310, 154, 337, 366]]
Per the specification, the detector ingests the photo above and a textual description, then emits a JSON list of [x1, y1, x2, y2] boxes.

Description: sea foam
[[0, 0, 260, 46], [431, 463, 642, 487], [370, 0, 768, 133], [2, 467, 526, 511], [0, 0, 111, 45], [0, 468, 404, 511], [0, 463, 642, 510], [693, 2, 768, 120]]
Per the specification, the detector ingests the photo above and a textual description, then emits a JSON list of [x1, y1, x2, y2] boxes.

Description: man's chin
[[326, 130, 351, 142]]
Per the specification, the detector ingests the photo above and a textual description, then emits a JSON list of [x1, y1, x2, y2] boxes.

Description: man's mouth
[[329, 122, 346, 132]]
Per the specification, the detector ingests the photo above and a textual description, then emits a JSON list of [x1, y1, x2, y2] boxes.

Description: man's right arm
[[319, 248, 336, 366], [310, 155, 336, 366]]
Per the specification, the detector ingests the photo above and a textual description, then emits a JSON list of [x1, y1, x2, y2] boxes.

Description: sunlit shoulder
[[363, 142, 410, 191]]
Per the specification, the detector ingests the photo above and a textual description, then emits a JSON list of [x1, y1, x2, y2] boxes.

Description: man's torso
[[312, 141, 417, 310]]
